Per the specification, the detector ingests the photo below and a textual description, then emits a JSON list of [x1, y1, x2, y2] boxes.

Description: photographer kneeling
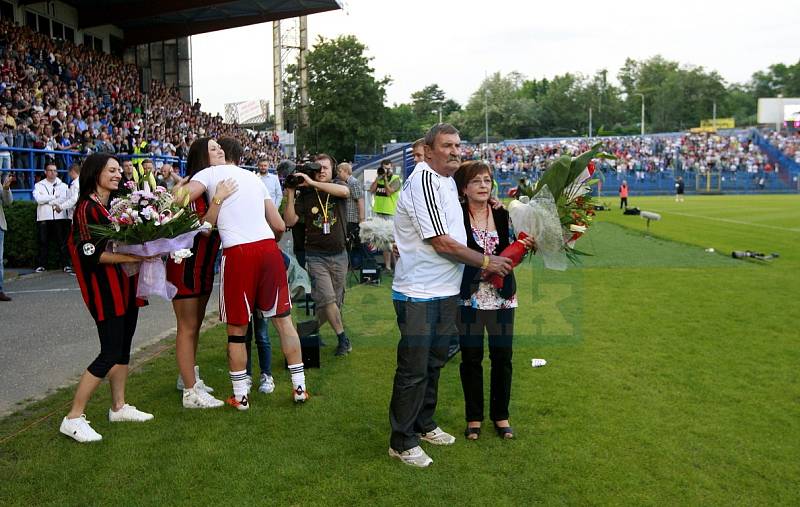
[[283, 154, 353, 356]]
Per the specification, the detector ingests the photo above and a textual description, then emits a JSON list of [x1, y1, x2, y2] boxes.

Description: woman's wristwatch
[[213, 197, 223, 206]]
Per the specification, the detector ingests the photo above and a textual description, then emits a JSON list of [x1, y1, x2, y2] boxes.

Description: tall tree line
[[284, 35, 800, 159]]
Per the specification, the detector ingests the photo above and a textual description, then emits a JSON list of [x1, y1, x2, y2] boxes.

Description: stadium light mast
[[712, 100, 717, 130], [484, 82, 489, 145], [273, 21, 283, 131], [635, 92, 645, 136], [588, 106, 593, 138], [299, 16, 309, 130]]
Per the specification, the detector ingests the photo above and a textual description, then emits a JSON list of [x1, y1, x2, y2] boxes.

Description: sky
[[192, 0, 799, 117]]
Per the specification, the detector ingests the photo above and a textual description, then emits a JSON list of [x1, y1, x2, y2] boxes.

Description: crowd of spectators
[[0, 18, 283, 189], [462, 132, 772, 182], [765, 130, 800, 165]]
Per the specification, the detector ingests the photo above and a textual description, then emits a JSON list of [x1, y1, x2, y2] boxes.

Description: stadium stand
[[0, 18, 283, 196]]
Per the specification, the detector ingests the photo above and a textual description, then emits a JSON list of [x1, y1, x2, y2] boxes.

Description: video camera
[[280, 161, 323, 189]]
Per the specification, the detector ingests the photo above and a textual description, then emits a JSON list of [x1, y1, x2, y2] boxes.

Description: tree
[[456, 72, 538, 142], [298, 35, 390, 162]]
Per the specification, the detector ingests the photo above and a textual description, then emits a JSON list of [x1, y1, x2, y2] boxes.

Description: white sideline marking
[[653, 210, 800, 233]]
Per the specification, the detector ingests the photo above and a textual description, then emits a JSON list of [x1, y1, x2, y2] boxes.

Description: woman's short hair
[[454, 160, 493, 195], [186, 137, 212, 177], [78, 153, 118, 201]]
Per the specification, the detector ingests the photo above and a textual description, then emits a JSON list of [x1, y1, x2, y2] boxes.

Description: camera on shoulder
[[282, 161, 322, 189]]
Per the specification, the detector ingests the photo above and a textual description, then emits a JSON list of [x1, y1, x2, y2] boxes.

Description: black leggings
[[457, 307, 514, 422], [87, 307, 139, 378]]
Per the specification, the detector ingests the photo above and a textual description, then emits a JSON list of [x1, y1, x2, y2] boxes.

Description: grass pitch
[[1, 194, 798, 505]]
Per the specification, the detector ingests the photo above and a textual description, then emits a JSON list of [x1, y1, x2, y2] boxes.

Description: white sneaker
[[108, 404, 154, 422], [420, 427, 456, 446], [293, 385, 309, 403], [183, 386, 224, 408], [60, 415, 102, 443], [388, 446, 432, 468], [176, 366, 214, 393], [532, 358, 547, 368], [258, 374, 275, 394]]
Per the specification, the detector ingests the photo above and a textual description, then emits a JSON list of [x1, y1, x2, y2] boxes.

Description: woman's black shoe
[[494, 423, 514, 439], [464, 426, 481, 440]]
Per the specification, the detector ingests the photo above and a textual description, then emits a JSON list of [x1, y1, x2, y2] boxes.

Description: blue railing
[[2, 146, 256, 200]]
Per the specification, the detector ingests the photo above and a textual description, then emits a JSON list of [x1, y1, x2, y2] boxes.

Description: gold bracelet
[[481, 255, 490, 269], [213, 197, 223, 206]]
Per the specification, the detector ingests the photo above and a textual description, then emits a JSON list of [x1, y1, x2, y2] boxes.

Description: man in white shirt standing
[[256, 158, 282, 209], [33, 162, 71, 273], [387, 124, 511, 467]]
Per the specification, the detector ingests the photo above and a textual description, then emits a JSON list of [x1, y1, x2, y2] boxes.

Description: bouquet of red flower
[[497, 143, 614, 274]]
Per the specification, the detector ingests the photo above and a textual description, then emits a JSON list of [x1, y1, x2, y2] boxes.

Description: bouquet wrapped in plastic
[[359, 217, 395, 251], [89, 166, 204, 300], [500, 143, 614, 273]]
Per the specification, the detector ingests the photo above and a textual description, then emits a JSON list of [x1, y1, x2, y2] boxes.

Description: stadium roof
[[19, 0, 342, 46]]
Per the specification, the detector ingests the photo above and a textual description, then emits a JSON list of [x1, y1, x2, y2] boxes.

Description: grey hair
[[423, 123, 459, 147]]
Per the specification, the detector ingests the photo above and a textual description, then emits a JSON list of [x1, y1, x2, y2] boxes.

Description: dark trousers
[[620, 197, 628, 209], [37, 219, 71, 268], [388, 296, 457, 452], [88, 307, 139, 378], [457, 306, 514, 423]]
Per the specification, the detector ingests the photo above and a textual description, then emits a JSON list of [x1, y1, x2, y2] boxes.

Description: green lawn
[[2, 194, 799, 506]]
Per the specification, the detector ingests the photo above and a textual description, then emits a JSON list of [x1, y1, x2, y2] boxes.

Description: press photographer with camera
[[283, 154, 354, 356], [369, 159, 401, 273]]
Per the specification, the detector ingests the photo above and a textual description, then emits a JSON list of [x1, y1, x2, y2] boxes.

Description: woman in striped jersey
[[60, 153, 154, 443]]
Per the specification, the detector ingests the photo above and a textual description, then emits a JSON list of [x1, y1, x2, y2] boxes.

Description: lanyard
[[315, 190, 330, 223]]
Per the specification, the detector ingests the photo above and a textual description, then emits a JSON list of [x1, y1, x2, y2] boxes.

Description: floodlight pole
[[589, 106, 593, 138], [299, 16, 309, 129], [712, 100, 717, 130], [484, 86, 489, 145], [635, 93, 645, 136], [272, 21, 283, 131]]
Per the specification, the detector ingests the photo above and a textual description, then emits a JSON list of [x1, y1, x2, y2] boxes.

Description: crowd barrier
[[1, 146, 256, 200]]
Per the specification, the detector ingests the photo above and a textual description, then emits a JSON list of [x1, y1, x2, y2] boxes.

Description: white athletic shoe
[[293, 385, 309, 403], [182, 386, 224, 409], [531, 358, 547, 368], [420, 427, 456, 446], [388, 446, 433, 468], [108, 404, 154, 422], [176, 366, 214, 393], [258, 374, 275, 394], [60, 415, 102, 443]]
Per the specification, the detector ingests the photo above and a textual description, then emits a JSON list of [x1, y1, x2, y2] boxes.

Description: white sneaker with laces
[[176, 366, 214, 393], [388, 446, 433, 467], [183, 386, 224, 408], [258, 374, 275, 394], [420, 427, 456, 445], [60, 415, 102, 443], [293, 385, 309, 403], [108, 404, 154, 422]]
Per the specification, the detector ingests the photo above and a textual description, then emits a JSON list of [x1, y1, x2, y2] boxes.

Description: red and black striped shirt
[[68, 198, 145, 322]]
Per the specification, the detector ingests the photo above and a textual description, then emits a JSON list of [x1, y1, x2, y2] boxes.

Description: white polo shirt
[[191, 164, 274, 248], [392, 162, 466, 299]]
